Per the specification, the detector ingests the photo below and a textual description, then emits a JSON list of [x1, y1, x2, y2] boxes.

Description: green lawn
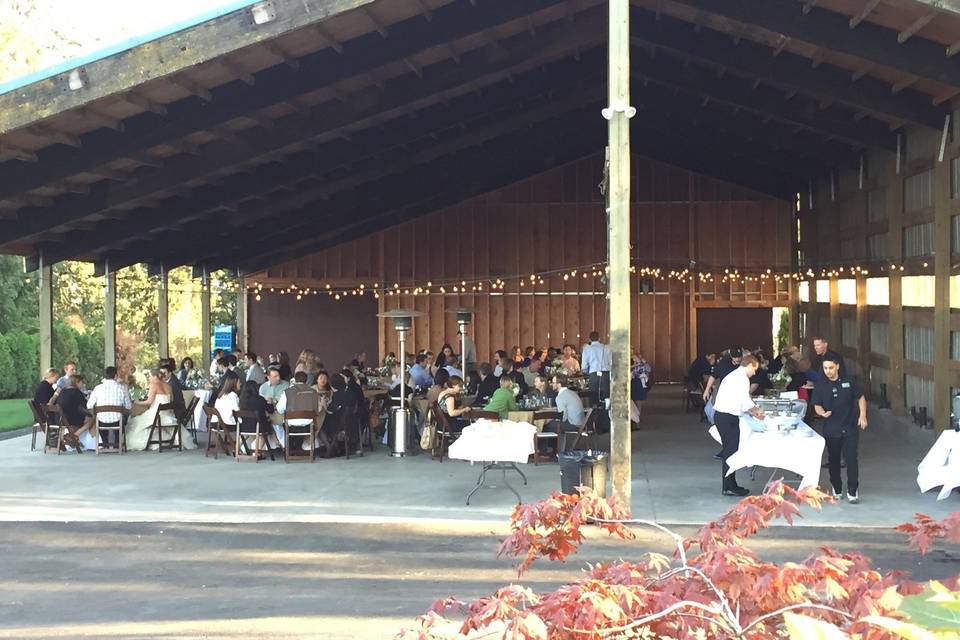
[[0, 398, 32, 433]]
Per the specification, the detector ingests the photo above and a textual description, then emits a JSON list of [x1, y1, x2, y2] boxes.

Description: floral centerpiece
[[185, 367, 206, 390]]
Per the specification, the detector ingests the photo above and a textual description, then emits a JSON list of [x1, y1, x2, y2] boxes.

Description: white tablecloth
[[709, 417, 824, 489], [917, 430, 960, 500], [448, 419, 536, 464], [183, 389, 212, 432]]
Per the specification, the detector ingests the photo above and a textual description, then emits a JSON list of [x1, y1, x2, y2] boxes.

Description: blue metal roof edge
[[0, 0, 255, 97]]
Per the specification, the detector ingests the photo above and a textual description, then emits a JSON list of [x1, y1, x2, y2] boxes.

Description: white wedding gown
[[125, 394, 196, 451]]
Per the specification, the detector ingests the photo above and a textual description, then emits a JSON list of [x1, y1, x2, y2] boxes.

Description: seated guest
[[213, 370, 241, 440], [349, 351, 368, 369], [177, 357, 194, 385], [423, 350, 438, 377], [511, 346, 524, 366], [464, 370, 481, 395], [245, 352, 266, 385], [427, 368, 450, 408], [55, 374, 91, 449], [86, 366, 132, 449], [323, 374, 359, 456], [434, 344, 455, 370], [160, 361, 186, 420], [276, 351, 292, 381], [522, 358, 542, 387], [437, 375, 471, 433], [473, 363, 499, 406], [492, 350, 508, 377], [209, 349, 224, 377], [259, 366, 290, 412], [276, 372, 318, 451], [341, 368, 369, 432], [483, 375, 519, 419], [51, 360, 78, 402], [499, 358, 528, 396], [526, 374, 555, 406], [33, 368, 59, 412], [539, 375, 585, 454], [238, 379, 274, 451], [561, 345, 581, 372], [522, 346, 537, 368], [408, 353, 434, 389], [444, 354, 464, 379], [687, 353, 716, 385]]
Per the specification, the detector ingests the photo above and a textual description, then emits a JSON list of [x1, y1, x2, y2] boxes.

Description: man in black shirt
[[702, 347, 743, 405], [812, 355, 867, 503], [55, 374, 92, 450], [810, 337, 845, 384], [687, 353, 715, 385], [473, 362, 500, 406]]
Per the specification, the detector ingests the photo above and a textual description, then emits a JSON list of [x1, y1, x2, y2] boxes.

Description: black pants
[[98, 420, 120, 447], [587, 372, 610, 405], [825, 431, 859, 493], [714, 411, 742, 490]]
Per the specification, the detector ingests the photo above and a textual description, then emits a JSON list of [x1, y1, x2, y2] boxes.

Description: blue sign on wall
[[213, 324, 235, 351]]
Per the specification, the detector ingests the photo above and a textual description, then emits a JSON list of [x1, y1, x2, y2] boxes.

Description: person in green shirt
[[483, 375, 519, 418]]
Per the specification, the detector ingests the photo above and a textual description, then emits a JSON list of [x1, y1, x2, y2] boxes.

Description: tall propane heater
[[447, 307, 475, 377], [378, 309, 423, 457]]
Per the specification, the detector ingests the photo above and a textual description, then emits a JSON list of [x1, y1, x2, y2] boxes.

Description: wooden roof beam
[[669, 0, 960, 87], [891, 75, 920, 93], [898, 11, 937, 43], [218, 60, 255, 86], [363, 7, 389, 37], [79, 107, 125, 132], [414, 0, 433, 21], [0, 144, 38, 163], [628, 8, 948, 129], [30, 125, 81, 148], [313, 23, 344, 54], [0, 0, 573, 203], [167, 76, 213, 102], [849, 0, 881, 28], [802, 0, 818, 15], [261, 42, 300, 70]]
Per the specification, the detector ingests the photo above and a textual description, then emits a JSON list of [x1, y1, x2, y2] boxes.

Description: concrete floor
[[1, 396, 956, 527]]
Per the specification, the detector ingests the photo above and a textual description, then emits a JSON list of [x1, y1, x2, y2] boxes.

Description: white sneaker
[[831, 489, 842, 500], [847, 490, 860, 504]]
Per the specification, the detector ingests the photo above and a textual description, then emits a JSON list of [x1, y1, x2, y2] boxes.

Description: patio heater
[[447, 307, 475, 377], [378, 309, 423, 457]]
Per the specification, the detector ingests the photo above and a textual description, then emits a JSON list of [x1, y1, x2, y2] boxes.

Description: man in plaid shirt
[[86, 367, 132, 448]]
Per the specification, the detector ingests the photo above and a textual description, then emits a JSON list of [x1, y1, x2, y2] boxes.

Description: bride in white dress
[[126, 369, 196, 451]]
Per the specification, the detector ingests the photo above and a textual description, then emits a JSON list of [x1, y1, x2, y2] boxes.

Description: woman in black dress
[[238, 380, 273, 451]]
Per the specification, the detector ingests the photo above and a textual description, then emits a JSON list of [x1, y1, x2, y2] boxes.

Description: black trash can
[[559, 450, 609, 497]]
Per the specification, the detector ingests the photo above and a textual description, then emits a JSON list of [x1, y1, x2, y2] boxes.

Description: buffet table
[[709, 416, 824, 489], [917, 429, 960, 500], [448, 419, 536, 504]]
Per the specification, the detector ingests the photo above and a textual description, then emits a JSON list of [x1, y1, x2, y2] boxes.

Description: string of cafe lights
[[246, 257, 935, 302]]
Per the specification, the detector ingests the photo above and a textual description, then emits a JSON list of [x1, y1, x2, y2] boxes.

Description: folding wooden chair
[[338, 404, 362, 459], [42, 404, 66, 455], [470, 410, 500, 422], [28, 400, 48, 452], [180, 395, 200, 446], [561, 408, 598, 452], [94, 406, 130, 455], [202, 405, 234, 459], [432, 404, 462, 463], [145, 402, 181, 452], [283, 410, 317, 463], [232, 409, 274, 462], [532, 409, 561, 465]]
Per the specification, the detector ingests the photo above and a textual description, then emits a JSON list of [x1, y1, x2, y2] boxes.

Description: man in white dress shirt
[[580, 331, 611, 405], [712, 354, 765, 497], [86, 366, 132, 449]]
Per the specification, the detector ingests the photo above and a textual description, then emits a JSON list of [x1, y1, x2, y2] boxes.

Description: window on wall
[[866, 188, 887, 222], [906, 128, 940, 163], [867, 233, 888, 259], [905, 374, 935, 417], [903, 222, 934, 257], [904, 170, 934, 212], [951, 331, 960, 360], [815, 280, 830, 302], [841, 318, 857, 348], [902, 275, 935, 307], [837, 279, 857, 305], [904, 325, 934, 364], [952, 157, 960, 200], [870, 366, 889, 398], [798, 281, 810, 302], [870, 321, 888, 354], [866, 277, 889, 306]]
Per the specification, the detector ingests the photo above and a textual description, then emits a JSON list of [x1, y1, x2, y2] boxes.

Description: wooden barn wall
[[250, 154, 792, 381]]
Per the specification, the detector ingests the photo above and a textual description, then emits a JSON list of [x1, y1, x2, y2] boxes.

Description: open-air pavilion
[[0, 0, 959, 516]]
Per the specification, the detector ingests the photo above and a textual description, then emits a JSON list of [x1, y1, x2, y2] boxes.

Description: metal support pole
[[398, 328, 407, 413], [607, 0, 632, 509], [158, 265, 169, 360], [459, 321, 468, 378], [236, 277, 248, 354], [38, 254, 53, 376], [103, 261, 117, 367], [201, 268, 212, 374]]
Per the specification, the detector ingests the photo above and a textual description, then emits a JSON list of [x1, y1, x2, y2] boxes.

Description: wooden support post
[[38, 257, 52, 376], [201, 269, 212, 374], [855, 274, 871, 387], [158, 266, 169, 360], [236, 276, 248, 353], [828, 278, 840, 346], [887, 168, 906, 415], [103, 264, 117, 367], [607, 0, 632, 509], [933, 149, 951, 429], [788, 279, 800, 349]]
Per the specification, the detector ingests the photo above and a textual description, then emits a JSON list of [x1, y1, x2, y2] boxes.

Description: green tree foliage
[[0, 338, 15, 398], [5, 332, 39, 396], [0, 256, 38, 334]]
